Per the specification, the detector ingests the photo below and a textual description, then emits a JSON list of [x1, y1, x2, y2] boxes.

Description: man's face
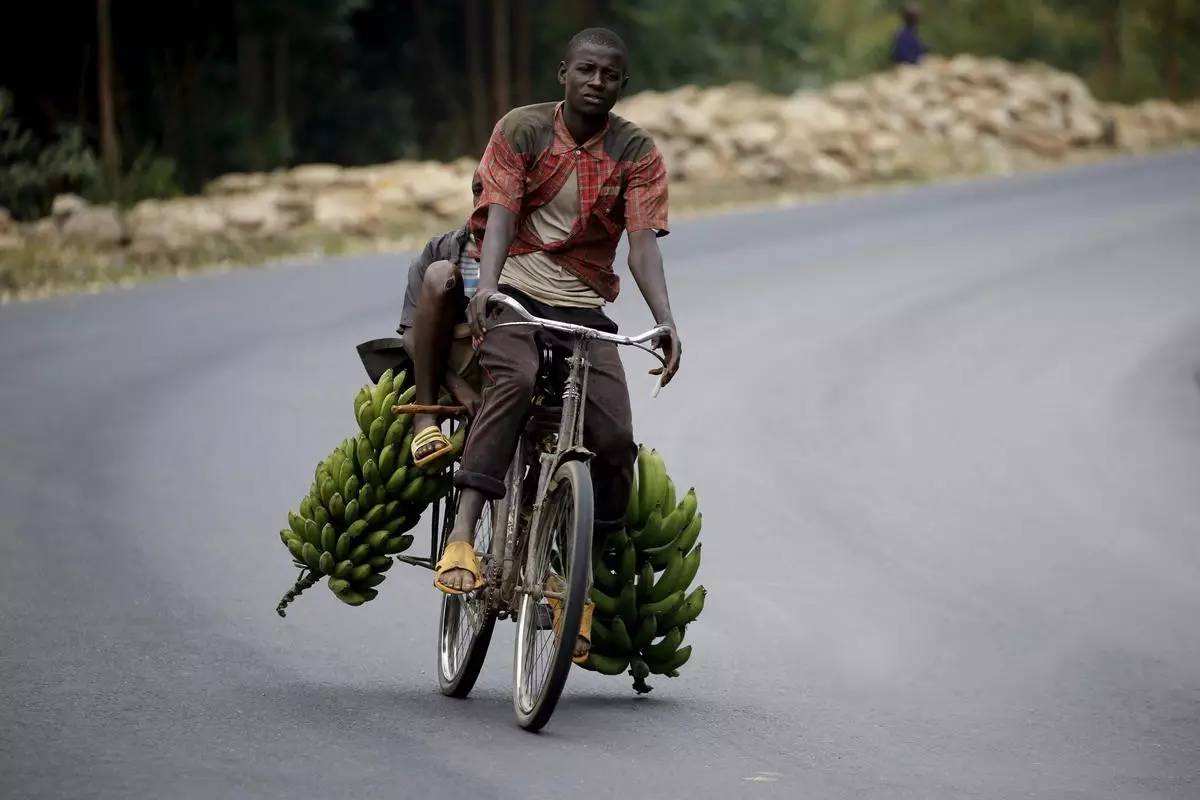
[[559, 43, 628, 117]]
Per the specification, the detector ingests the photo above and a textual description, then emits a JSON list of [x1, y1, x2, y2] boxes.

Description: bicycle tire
[[512, 459, 593, 731], [436, 493, 498, 698]]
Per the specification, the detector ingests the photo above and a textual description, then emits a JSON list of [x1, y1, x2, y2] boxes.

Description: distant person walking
[[891, 3, 927, 65]]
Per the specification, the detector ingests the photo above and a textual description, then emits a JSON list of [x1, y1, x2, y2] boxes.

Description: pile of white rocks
[[4, 55, 1197, 263], [615, 54, 1200, 187]]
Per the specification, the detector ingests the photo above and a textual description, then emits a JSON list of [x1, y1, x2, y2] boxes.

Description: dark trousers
[[453, 289, 635, 533]]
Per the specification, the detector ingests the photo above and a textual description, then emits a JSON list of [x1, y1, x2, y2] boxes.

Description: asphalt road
[[2, 150, 1199, 799]]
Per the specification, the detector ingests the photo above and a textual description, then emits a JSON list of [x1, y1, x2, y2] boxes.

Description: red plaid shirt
[[468, 102, 669, 302]]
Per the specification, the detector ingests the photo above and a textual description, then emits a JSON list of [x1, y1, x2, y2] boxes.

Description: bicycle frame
[[397, 292, 671, 613]]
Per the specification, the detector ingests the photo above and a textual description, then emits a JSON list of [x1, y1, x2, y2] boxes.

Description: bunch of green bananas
[[275, 367, 462, 615], [580, 445, 706, 693]]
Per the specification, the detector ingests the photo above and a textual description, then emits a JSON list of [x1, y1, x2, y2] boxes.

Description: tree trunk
[[515, 0, 532, 106], [273, 33, 289, 133], [491, 0, 512, 123], [96, 0, 121, 197], [1098, 1, 1123, 98], [465, 0, 488, 150]]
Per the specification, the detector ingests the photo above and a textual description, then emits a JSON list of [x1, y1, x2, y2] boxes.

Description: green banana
[[609, 617, 634, 653], [342, 498, 360, 525], [593, 549, 622, 593], [637, 561, 656, 602], [617, 584, 637, 628], [312, 504, 330, 529], [287, 511, 305, 537], [356, 400, 373, 435], [360, 573, 386, 588], [590, 587, 619, 616], [674, 512, 702, 553], [328, 578, 350, 595], [377, 444, 397, 480], [639, 590, 683, 618], [328, 493, 345, 521], [660, 586, 706, 630], [336, 589, 366, 606], [618, 540, 637, 583], [333, 560, 353, 579], [399, 474, 426, 503], [301, 542, 321, 571], [646, 548, 684, 602], [383, 417, 407, 447], [370, 368, 393, 417], [368, 555, 392, 572], [385, 465, 409, 496], [643, 627, 683, 661], [625, 474, 640, 531], [632, 614, 658, 649], [385, 533, 414, 553], [318, 551, 335, 575], [320, 523, 337, 553], [362, 503, 385, 528], [345, 519, 368, 539], [303, 519, 320, 547], [365, 530, 390, 552], [355, 436, 374, 473], [350, 563, 373, 582], [663, 477, 676, 516], [286, 538, 306, 564], [646, 645, 692, 675], [336, 460, 354, 489], [368, 418, 387, 451], [585, 653, 629, 675], [357, 484, 374, 511], [348, 543, 372, 564], [343, 472, 361, 500], [299, 495, 313, 520]]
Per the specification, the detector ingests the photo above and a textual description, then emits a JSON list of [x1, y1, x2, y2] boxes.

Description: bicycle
[[393, 293, 669, 730]]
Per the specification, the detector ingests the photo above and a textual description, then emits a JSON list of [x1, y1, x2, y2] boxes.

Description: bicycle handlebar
[[486, 293, 671, 348], [484, 292, 673, 396]]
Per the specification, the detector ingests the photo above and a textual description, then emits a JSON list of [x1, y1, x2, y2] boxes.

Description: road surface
[[2, 150, 1198, 798]]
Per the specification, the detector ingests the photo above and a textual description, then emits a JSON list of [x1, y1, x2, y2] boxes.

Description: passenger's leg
[[410, 260, 459, 458], [440, 321, 540, 591]]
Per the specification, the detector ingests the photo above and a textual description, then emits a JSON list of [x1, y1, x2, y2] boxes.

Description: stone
[[61, 206, 123, 247], [313, 189, 380, 235], [126, 198, 227, 252], [205, 172, 270, 195], [285, 164, 344, 190], [218, 189, 291, 235], [51, 193, 87, 220], [676, 147, 720, 181]]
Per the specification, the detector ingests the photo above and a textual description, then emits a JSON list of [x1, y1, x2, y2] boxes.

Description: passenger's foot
[[412, 423, 453, 467]]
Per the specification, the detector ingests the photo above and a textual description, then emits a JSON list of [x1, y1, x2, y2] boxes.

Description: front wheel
[[512, 460, 593, 731], [437, 494, 497, 698]]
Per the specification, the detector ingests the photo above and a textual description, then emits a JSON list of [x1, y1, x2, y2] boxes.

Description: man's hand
[[467, 286, 498, 340], [650, 324, 682, 386]]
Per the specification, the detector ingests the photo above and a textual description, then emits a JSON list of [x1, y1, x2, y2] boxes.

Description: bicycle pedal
[[533, 603, 555, 630]]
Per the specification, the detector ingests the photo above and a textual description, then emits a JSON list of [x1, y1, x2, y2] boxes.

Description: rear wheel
[[437, 493, 497, 698], [512, 460, 593, 731]]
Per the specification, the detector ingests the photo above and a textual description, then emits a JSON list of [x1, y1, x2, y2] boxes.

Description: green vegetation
[[2, 1, 1195, 221]]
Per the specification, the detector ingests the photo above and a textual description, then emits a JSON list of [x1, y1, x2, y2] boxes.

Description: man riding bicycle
[[429, 28, 681, 661]]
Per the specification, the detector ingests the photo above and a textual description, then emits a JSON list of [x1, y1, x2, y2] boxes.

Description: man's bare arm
[[627, 228, 681, 385]]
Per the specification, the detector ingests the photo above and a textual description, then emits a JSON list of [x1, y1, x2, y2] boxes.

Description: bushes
[[0, 90, 98, 220]]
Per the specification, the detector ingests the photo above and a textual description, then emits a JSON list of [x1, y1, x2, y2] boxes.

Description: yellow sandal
[[412, 425, 454, 467], [433, 540, 486, 595]]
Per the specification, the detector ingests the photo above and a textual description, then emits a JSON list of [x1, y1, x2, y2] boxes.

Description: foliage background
[[2, 0, 1197, 219]]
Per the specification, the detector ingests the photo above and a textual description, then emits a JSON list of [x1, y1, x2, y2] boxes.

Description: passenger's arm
[[628, 228, 681, 385]]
